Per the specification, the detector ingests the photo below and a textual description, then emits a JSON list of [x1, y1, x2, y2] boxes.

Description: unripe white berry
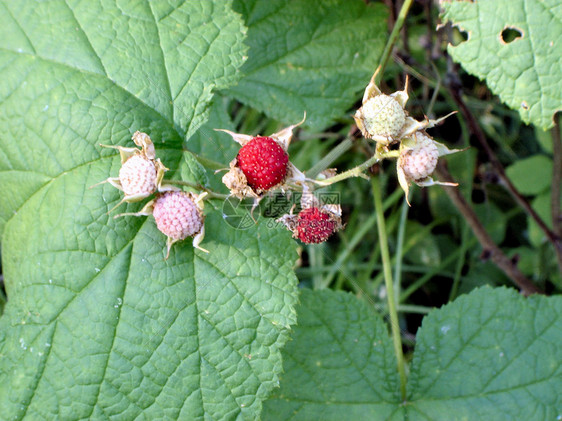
[[399, 132, 439, 181], [361, 94, 406, 139], [119, 155, 157, 196], [152, 191, 203, 240]]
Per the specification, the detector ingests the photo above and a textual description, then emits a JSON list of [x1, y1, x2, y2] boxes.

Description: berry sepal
[[397, 132, 463, 204]]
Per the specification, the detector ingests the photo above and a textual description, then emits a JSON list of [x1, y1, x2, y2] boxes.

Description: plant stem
[[308, 0, 414, 185], [315, 153, 378, 185], [375, 0, 414, 85], [314, 150, 399, 186], [393, 198, 409, 302], [307, 136, 354, 179], [446, 73, 562, 270], [165, 180, 229, 200], [371, 177, 407, 401], [436, 162, 542, 295]]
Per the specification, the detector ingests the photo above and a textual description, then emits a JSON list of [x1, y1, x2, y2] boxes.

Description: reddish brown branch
[[436, 162, 543, 295], [552, 118, 562, 238], [446, 80, 562, 270]]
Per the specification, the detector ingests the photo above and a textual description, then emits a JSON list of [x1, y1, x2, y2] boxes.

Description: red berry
[[296, 207, 337, 244], [237, 136, 288, 191]]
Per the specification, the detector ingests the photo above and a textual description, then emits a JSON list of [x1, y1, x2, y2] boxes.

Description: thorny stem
[[436, 162, 543, 295], [372, 177, 407, 401], [446, 71, 562, 271], [165, 180, 229, 200]]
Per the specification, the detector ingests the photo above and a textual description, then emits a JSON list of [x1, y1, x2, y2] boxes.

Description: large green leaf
[[264, 287, 562, 420], [263, 289, 401, 420], [0, 0, 248, 235], [227, 0, 388, 130], [407, 287, 561, 420], [441, 0, 562, 129], [505, 155, 552, 195], [0, 1, 300, 419]]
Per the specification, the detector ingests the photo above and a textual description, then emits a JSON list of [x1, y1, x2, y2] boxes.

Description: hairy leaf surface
[[228, 0, 388, 130], [264, 287, 562, 420], [0, 1, 299, 419], [441, 0, 562, 129], [263, 289, 401, 420]]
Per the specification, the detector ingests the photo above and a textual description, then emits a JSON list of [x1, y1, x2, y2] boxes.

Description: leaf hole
[[500, 27, 523, 44], [449, 26, 469, 46]]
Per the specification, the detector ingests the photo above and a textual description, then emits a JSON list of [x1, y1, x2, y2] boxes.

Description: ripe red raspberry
[[119, 155, 157, 197], [296, 207, 337, 244], [153, 191, 203, 241], [237, 136, 289, 191]]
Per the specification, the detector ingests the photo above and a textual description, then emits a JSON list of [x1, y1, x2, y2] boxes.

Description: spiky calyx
[[361, 94, 406, 139], [152, 191, 204, 241], [118, 155, 158, 197], [296, 207, 337, 244], [237, 136, 289, 191], [399, 133, 439, 182]]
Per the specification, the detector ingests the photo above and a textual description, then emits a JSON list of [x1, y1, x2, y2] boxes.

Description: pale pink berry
[[152, 191, 203, 241], [119, 155, 157, 196], [399, 133, 439, 181]]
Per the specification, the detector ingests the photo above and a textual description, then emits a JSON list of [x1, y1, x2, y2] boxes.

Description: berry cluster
[[95, 132, 207, 258], [217, 117, 343, 244], [353, 71, 461, 203], [96, 70, 462, 253]]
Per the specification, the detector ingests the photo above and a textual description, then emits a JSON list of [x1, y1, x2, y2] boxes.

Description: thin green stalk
[[393, 198, 409, 304], [374, 303, 432, 315], [448, 222, 470, 301], [309, 245, 326, 290], [308, 0, 414, 185], [375, 0, 415, 85], [372, 177, 407, 401], [307, 137, 354, 179], [400, 240, 476, 303], [314, 150, 399, 186], [165, 180, 229, 200]]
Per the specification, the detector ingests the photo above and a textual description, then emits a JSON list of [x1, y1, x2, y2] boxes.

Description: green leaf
[[528, 191, 559, 246], [407, 286, 562, 420], [0, 1, 299, 419], [441, 0, 562, 129], [262, 289, 401, 420], [228, 0, 388, 130], [0, 0, 247, 236], [0, 287, 5, 316], [186, 96, 242, 192], [473, 202, 507, 245], [178, 150, 209, 187], [506, 155, 552, 195], [265, 287, 562, 420], [188, 96, 240, 166]]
